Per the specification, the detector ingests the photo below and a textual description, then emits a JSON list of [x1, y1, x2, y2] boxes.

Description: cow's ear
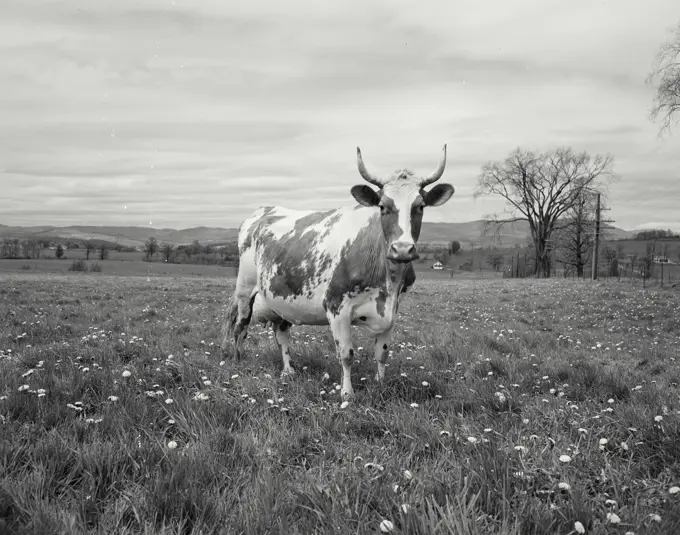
[[422, 184, 454, 207], [351, 185, 381, 207]]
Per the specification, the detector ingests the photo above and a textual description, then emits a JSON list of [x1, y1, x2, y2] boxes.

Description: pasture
[[1, 272, 679, 534]]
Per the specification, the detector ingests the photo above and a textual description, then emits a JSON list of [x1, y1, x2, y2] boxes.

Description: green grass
[[1, 273, 680, 534]]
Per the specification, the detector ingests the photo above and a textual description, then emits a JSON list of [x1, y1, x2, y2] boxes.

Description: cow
[[222, 145, 455, 400]]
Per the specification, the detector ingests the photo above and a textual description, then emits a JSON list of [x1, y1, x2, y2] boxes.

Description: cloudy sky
[[2, 0, 680, 231]]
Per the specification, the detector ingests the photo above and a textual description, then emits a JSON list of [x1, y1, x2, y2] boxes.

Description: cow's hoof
[[281, 367, 296, 378], [341, 389, 355, 401]]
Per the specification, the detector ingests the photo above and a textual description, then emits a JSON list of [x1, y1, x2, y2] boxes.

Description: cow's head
[[351, 145, 455, 263]]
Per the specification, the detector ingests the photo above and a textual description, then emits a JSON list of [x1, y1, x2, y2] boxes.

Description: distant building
[[432, 261, 444, 270]]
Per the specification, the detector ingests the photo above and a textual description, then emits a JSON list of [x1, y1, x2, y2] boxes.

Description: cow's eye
[[414, 204, 424, 213], [379, 205, 387, 214]]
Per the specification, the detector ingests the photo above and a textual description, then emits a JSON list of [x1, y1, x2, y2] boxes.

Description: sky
[[1, 0, 680, 231]]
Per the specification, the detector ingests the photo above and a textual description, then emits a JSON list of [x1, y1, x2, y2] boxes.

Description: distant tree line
[[0, 237, 136, 260], [632, 229, 680, 241], [143, 237, 239, 266]]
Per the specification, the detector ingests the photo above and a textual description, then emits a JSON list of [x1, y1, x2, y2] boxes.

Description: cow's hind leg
[[222, 291, 257, 359], [373, 327, 394, 382], [272, 319, 295, 378]]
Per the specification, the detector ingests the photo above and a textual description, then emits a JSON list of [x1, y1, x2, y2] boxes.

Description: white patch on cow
[[351, 288, 400, 333], [266, 208, 317, 240]]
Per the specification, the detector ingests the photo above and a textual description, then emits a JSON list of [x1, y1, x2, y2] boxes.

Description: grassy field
[[0, 258, 236, 279], [1, 272, 679, 534]]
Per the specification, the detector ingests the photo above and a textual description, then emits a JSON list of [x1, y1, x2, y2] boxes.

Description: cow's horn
[[356, 147, 385, 187], [420, 144, 447, 187]]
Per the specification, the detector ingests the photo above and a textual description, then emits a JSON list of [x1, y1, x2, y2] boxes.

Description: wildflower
[[231, 374, 239, 379], [401, 503, 411, 514], [193, 392, 209, 401], [574, 521, 585, 534], [108, 395, 119, 402], [17, 384, 30, 392], [403, 470, 413, 481], [620, 442, 629, 451], [606, 512, 621, 524], [654, 415, 663, 422], [599, 438, 608, 445], [165, 398, 173, 405], [558, 482, 571, 491], [495, 392, 507, 403], [410, 402, 419, 408], [559, 455, 572, 463], [515, 446, 527, 454], [167, 440, 178, 450], [649, 514, 661, 522], [379, 519, 394, 532], [440, 430, 451, 437], [364, 462, 384, 471], [122, 370, 131, 378], [669, 486, 680, 495], [422, 381, 429, 387], [340, 401, 349, 409], [467, 437, 478, 444]]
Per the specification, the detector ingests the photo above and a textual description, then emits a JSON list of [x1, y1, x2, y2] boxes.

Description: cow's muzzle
[[387, 242, 419, 263]]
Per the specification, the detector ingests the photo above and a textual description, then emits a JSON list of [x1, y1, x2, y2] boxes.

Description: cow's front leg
[[373, 327, 394, 382], [328, 314, 355, 400]]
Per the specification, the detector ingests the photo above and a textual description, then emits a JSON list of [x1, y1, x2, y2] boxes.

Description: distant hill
[[0, 219, 636, 248], [0, 225, 239, 248]]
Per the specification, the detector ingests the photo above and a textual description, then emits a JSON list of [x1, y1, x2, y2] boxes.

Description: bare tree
[[56, 244, 64, 259], [84, 240, 96, 260], [648, 20, 680, 133], [603, 245, 619, 278], [144, 237, 159, 260], [99, 244, 109, 260], [161, 242, 174, 262], [449, 240, 461, 255], [554, 189, 598, 278], [474, 147, 616, 278], [486, 253, 504, 271]]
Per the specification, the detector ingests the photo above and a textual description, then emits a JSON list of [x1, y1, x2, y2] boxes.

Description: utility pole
[[591, 193, 601, 280], [590, 192, 616, 281]]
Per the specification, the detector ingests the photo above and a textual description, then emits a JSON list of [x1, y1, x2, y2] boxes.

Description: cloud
[[1, 0, 680, 230]]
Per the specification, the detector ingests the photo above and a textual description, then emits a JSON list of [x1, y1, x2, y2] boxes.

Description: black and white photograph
[[1, 1, 680, 533]]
